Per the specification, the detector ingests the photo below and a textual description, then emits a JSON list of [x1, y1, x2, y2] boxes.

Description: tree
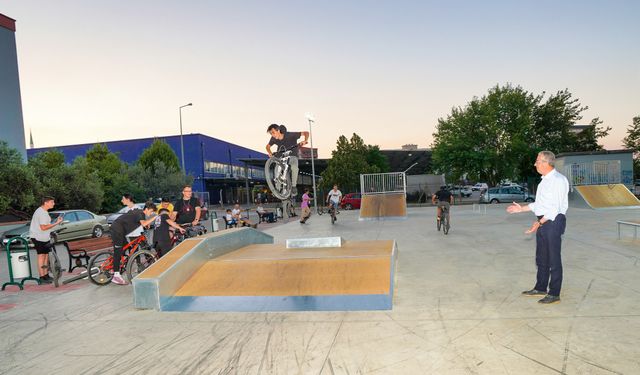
[[432, 84, 612, 185], [81, 144, 128, 212], [138, 139, 180, 172], [0, 141, 37, 213], [432, 84, 540, 185], [366, 145, 390, 173], [622, 115, 640, 179], [28, 150, 104, 213], [321, 134, 380, 192], [130, 161, 192, 201]]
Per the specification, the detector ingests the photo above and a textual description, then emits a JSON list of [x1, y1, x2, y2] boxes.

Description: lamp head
[[304, 112, 315, 122]]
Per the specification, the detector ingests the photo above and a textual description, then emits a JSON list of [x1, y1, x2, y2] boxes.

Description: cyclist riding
[[326, 185, 343, 220], [110, 200, 157, 285], [266, 124, 309, 197], [432, 186, 453, 225]]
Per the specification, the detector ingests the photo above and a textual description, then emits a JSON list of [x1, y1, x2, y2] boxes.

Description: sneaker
[[538, 295, 560, 304], [522, 289, 547, 296], [39, 277, 52, 284], [112, 273, 127, 285]]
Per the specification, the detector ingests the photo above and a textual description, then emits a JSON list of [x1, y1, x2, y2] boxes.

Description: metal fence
[[360, 172, 406, 195], [563, 161, 621, 186]]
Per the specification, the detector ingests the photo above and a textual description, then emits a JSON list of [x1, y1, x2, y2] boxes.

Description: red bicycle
[[87, 231, 156, 286]]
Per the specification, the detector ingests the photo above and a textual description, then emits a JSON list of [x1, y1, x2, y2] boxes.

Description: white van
[[472, 183, 488, 191]]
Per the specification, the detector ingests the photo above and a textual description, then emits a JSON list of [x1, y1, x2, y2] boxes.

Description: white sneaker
[[112, 273, 127, 285]]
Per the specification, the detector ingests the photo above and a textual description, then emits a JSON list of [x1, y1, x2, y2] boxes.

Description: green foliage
[[138, 139, 180, 172], [27, 150, 104, 213], [623, 116, 640, 180], [320, 134, 380, 192], [366, 145, 390, 173], [0, 141, 37, 213], [130, 161, 193, 201], [80, 144, 129, 212], [432, 84, 611, 185]]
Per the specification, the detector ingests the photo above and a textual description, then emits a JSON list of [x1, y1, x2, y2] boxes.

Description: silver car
[[480, 186, 535, 204], [2, 209, 109, 247], [106, 203, 146, 225]]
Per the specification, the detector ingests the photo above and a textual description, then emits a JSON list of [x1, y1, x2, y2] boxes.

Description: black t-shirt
[[174, 197, 200, 224], [435, 190, 452, 202], [269, 131, 302, 156], [153, 214, 171, 246], [113, 208, 145, 233]]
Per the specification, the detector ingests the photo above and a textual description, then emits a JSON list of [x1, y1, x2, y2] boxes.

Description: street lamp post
[[305, 113, 318, 212], [179, 103, 193, 174]]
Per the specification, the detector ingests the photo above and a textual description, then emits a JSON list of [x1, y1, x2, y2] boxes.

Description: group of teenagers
[[28, 185, 203, 285]]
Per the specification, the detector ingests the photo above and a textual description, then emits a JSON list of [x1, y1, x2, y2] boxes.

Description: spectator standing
[[29, 196, 63, 283], [156, 197, 174, 214], [173, 185, 201, 225], [507, 151, 569, 304]]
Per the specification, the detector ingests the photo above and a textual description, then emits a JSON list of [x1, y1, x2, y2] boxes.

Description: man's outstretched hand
[[506, 202, 523, 214]]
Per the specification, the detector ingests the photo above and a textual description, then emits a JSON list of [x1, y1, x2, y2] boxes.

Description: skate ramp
[[359, 193, 407, 220], [133, 229, 398, 312], [573, 184, 640, 209]]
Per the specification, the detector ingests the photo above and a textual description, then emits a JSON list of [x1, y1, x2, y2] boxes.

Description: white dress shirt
[[527, 168, 569, 221]]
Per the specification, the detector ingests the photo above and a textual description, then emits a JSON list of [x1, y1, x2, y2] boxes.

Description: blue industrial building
[[27, 134, 270, 205]]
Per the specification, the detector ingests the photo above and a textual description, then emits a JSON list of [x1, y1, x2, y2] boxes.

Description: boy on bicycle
[[266, 124, 309, 196], [326, 185, 343, 217], [154, 208, 186, 258], [111, 201, 157, 285], [432, 186, 454, 224]]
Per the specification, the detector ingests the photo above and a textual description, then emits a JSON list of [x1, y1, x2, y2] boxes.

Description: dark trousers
[[534, 214, 566, 296], [110, 222, 128, 272]]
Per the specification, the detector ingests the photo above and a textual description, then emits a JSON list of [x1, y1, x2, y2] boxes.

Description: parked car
[[2, 209, 109, 248], [340, 193, 362, 210], [480, 186, 535, 204], [449, 186, 472, 197], [106, 203, 145, 225], [472, 183, 488, 191]]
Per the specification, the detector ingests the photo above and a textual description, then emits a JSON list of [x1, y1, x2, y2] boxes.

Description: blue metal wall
[[27, 134, 268, 194]]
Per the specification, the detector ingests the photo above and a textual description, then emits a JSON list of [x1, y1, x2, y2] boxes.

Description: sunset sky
[[3, 0, 639, 158]]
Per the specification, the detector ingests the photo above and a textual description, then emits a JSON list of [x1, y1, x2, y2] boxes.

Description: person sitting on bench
[[257, 203, 275, 223]]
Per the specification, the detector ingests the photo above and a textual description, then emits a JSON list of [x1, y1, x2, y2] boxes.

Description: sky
[[2, 0, 639, 158]]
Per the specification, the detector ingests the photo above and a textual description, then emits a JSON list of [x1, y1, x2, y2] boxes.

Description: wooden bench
[[616, 220, 640, 240], [61, 236, 114, 272]]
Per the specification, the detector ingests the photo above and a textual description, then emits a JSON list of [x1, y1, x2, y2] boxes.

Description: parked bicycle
[[44, 228, 65, 287], [87, 230, 156, 285], [172, 223, 207, 247]]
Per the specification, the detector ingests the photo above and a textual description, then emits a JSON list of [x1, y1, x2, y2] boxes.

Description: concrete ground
[[1, 204, 639, 374]]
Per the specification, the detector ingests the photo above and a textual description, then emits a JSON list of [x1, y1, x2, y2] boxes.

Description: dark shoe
[[522, 289, 547, 296], [39, 277, 52, 284], [538, 295, 560, 304]]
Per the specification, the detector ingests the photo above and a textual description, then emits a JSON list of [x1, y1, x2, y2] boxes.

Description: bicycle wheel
[[437, 215, 441, 231], [331, 211, 336, 224], [126, 250, 157, 282], [88, 251, 115, 286], [265, 158, 292, 200], [49, 250, 62, 288], [443, 213, 450, 235]]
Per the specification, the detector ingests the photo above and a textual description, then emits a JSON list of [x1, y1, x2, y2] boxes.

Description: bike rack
[[2, 237, 41, 291]]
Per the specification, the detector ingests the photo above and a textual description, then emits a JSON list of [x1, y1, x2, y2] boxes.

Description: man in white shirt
[[29, 196, 63, 284], [507, 151, 569, 304], [326, 185, 343, 214]]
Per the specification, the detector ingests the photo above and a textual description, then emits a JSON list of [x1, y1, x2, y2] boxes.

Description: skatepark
[[2, 201, 640, 374]]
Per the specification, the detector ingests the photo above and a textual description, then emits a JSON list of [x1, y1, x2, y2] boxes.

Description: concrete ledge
[[286, 237, 344, 248]]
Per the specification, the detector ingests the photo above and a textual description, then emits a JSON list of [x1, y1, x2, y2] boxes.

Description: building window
[[204, 161, 229, 174]]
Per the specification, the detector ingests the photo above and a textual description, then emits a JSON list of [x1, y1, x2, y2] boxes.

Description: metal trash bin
[[9, 249, 31, 279], [212, 218, 220, 232]]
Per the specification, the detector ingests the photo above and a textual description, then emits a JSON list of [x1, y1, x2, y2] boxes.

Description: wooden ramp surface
[[174, 241, 394, 297], [575, 184, 640, 209], [360, 193, 407, 219]]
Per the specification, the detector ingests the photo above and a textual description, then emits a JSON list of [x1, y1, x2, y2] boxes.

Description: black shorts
[[31, 239, 51, 255]]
